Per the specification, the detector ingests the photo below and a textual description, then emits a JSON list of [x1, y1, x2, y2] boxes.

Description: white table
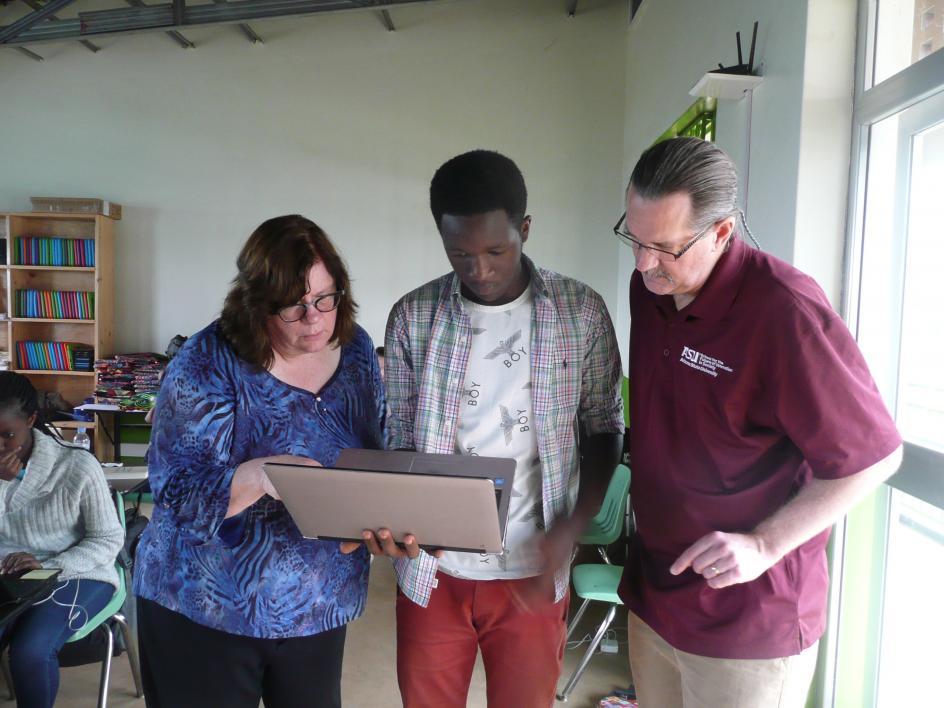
[[104, 465, 148, 493]]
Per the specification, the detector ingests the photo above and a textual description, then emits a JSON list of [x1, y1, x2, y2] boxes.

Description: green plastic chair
[[557, 464, 630, 702], [63, 490, 144, 708]]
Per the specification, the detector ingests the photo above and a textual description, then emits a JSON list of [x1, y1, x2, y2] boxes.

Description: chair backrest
[[579, 464, 631, 547], [66, 490, 127, 644]]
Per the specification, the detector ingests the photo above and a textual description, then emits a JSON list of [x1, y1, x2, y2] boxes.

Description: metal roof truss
[[0, 0, 448, 50]]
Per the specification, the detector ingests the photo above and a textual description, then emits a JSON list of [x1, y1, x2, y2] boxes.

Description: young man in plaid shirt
[[365, 150, 623, 706]]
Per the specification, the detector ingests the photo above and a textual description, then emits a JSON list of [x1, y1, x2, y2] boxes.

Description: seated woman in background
[[0, 371, 124, 708], [133, 215, 385, 708]]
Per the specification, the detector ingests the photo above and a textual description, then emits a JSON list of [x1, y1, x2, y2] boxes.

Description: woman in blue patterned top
[[133, 215, 384, 708]]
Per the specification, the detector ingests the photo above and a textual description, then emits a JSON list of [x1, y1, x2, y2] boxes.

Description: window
[[830, 2, 944, 706], [873, 0, 944, 85], [656, 98, 716, 143]]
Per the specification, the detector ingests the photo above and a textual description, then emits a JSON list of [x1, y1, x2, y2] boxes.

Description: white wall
[[0, 0, 627, 353], [793, 0, 857, 306], [618, 0, 857, 346]]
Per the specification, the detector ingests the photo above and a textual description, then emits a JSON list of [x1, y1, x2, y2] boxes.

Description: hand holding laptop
[[339, 529, 444, 559], [257, 455, 323, 500]]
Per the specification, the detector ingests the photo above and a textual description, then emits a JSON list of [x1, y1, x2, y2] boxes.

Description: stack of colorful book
[[16, 341, 94, 371], [14, 237, 96, 267], [15, 289, 95, 319], [94, 353, 167, 410]]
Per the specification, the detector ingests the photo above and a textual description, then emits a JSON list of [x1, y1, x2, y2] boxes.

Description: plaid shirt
[[385, 256, 623, 606]]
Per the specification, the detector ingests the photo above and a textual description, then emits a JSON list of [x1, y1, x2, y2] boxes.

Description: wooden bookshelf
[[0, 212, 115, 455]]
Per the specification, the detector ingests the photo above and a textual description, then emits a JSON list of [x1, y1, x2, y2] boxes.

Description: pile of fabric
[[94, 353, 167, 410]]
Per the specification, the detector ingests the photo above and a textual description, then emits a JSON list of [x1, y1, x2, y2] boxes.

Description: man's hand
[[0, 447, 23, 482], [670, 530, 778, 589], [0, 552, 41, 575], [509, 516, 583, 611], [339, 529, 443, 559], [541, 516, 583, 578]]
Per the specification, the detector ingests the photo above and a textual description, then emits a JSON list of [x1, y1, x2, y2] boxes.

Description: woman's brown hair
[[220, 215, 358, 369]]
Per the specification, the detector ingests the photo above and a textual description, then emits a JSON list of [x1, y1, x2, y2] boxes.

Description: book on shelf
[[16, 341, 94, 372], [13, 237, 95, 267], [15, 289, 95, 319]]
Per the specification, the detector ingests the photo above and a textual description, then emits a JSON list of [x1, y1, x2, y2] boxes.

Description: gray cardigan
[[0, 429, 123, 588]]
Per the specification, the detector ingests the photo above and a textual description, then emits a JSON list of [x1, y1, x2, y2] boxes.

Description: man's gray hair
[[629, 137, 739, 232]]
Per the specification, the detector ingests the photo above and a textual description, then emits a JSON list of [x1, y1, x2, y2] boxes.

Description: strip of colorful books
[[15, 289, 95, 319], [16, 341, 94, 371], [13, 237, 96, 267]]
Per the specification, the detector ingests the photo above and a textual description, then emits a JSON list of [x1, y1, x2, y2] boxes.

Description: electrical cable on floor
[[566, 633, 593, 650]]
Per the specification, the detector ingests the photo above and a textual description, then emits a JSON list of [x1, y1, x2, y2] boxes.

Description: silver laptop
[[336, 449, 516, 540], [263, 460, 511, 553]]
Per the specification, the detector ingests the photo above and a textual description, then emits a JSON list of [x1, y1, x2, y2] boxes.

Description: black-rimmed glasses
[[613, 212, 715, 261], [276, 291, 345, 323]]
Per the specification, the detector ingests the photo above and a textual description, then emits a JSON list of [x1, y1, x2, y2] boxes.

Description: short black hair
[[0, 371, 63, 441], [0, 371, 38, 422], [429, 150, 528, 230], [375, 346, 385, 357]]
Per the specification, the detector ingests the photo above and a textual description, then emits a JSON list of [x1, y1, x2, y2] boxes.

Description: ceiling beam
[[15, 44, 43, 60], [21, 0, 99, 52], [0, 0, 76, 43], [172, 0, 185, 26], [0, 0, 452, 47], [125, 0, 195, 48], [212, 0, 263, 44]]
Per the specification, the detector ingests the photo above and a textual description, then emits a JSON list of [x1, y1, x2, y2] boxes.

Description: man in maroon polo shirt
[[617, 137, 902, 707]]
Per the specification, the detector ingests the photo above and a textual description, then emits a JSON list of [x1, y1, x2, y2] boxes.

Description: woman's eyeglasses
[[276, 291, 345, 323]]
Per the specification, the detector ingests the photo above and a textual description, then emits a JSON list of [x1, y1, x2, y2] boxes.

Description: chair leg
[[97, 624, 115, 708], [556, 603, 618, 702], [0, 651, 14, 701], [114, 613, 143, 698], [565, 598, 592, 641]]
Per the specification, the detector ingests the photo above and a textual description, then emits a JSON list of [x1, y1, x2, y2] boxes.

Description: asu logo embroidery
[[680, 345, 733, 378]]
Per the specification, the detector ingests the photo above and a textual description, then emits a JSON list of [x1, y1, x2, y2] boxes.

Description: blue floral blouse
[[133, 321, 385, 639]]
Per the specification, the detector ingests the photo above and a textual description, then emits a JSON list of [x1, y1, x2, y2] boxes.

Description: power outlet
[[600, 638, 619, 654]]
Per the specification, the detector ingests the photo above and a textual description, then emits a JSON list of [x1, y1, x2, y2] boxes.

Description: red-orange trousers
[[396, 572, 569, 708]]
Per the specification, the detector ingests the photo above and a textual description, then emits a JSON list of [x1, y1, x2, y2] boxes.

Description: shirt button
[[663, 348, 670, 357]]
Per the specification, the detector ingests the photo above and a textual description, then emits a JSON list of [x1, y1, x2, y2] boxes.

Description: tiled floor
[[36, 560, 630, 707]]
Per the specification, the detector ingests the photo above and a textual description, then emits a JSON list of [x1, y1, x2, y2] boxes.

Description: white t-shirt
[[438, 286, 545, 580]]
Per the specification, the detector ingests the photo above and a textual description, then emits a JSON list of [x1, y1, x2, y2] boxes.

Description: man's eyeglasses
[[276, 291, 345, 323], [613, 212, 715, 261]]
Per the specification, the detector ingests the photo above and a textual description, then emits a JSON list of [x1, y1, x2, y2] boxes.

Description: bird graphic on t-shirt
[[484, 330, 522, 360], [524, 501, 546, 531], [499, 405, 515, 445]]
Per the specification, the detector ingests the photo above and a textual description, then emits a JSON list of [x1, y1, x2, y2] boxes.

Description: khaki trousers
[[628, 611, 818, 708]]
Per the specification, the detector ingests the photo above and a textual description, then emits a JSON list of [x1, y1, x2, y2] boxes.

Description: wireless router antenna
[[748, 21, 758, 73]]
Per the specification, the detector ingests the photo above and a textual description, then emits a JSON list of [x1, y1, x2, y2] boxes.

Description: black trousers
[[137, 598, 346, 708]]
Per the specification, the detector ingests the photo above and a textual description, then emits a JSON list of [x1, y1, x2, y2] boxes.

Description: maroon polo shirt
[[618, 237, 901, 660]]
